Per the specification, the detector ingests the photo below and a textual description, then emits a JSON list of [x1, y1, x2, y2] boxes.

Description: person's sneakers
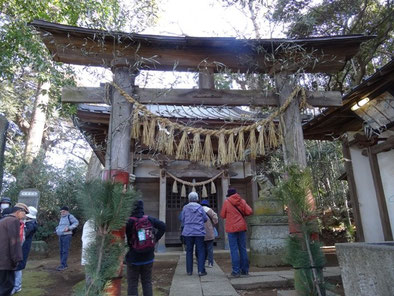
[[207, 263, 214, 268], [11, 288, 21, 294], [230, 272, 240, 278], [56, 265, 67, 271], [198, 271, 207, 276], [187, 272, 192, 276], [241, 271, 249, 277]]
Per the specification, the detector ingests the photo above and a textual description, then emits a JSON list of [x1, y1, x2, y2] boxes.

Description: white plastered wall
[[350, 146, 384, 242], [376, 131, 394, 234]]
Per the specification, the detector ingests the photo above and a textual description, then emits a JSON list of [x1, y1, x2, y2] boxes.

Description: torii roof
[[30, 20, 374, 74]]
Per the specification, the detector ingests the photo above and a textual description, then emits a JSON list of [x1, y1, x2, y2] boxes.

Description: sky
[[143, 0, 256, 37], [75, 0, 284, 88]]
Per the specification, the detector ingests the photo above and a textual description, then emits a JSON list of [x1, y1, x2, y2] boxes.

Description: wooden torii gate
[[31, 19, 373, 294]]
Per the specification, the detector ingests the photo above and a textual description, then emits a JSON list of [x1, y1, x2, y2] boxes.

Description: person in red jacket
[[220, 188, 253, 277]]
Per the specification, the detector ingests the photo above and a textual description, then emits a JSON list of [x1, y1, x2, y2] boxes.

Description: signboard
[[18, 188, 40, 209]]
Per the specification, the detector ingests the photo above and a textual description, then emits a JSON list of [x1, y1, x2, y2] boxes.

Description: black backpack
[[67, 215, 78, 236]]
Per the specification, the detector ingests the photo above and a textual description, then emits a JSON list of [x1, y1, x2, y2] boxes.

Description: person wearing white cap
[[180, 192, 208, 276], [12, 206, 38, 295]]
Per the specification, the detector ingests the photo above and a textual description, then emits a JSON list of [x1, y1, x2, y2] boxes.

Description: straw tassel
[[217, 133, 227, 165], [131, 109, 140, 139], [249, 128, 257, 159], [227, 133, 236, 163], [202, 134, 215, 166], [278, 118, 284, 144], [166, 126, 175, 155], [147, 118, 156, 147], [210, 181, 216, 194], [190, 133, 202, 162], [181, 184, 186, 197], [142, 117, 149, 146], [268, 121, 278, 148], [202, 185, 208, 198], [172, 180, 178, 193], [156, 127, 167, 152], [236, 130, 245, 161], [257, 125, 266, 156], [176, 131, 189, 160]]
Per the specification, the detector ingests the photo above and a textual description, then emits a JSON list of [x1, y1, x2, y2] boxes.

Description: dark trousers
[[127, 263, 153, 296], [184, 236, 205, 274], [204, 240, 214, 265], [59, 234, 72, 267], [0, 270, 15, 296]]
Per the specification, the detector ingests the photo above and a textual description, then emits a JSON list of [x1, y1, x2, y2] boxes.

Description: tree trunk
[[0, 115, 9, 193], [24, 82, 50, 163]]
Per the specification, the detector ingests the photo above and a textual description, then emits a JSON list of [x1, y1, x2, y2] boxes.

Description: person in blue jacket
[[180, 192, 208, 276], [55, 206, 79, 271]]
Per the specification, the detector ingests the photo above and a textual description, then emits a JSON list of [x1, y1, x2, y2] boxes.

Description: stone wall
[[336, 242, 394, 296], [249, 215, 289, 267]]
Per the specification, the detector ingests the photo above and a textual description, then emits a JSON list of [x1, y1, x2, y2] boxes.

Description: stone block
[[30, 240, 48, 258], [254, 199, 284, 215], [336, 242, 394, 296], [249, 223, 288, 267], [250, 224, 289, 239], [248, 215, 288, 225], [250, 252, 286, 267]]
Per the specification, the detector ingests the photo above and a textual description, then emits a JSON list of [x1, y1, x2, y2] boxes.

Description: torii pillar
[[102, 58, 137, 296], [275, 74, 316, 236]]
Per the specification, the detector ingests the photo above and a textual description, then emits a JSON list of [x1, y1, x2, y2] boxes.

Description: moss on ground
[[72, 278, 167, 296], [18, 269, 54, 296]]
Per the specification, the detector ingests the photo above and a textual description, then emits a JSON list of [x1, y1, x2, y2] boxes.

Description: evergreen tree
[[77, 180, 138, 296], [274, 165, 326, 296]]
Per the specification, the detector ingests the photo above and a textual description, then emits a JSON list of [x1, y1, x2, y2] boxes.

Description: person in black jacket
[[125, 200, 166, 296]]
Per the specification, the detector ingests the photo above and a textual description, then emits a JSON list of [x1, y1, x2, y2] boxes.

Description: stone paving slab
[[277, 289, 340, 296], [230, 266, 342, 290], [169, 255, 239, 296]]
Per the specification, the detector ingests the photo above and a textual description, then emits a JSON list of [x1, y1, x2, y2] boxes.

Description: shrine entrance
[[165, 178, 219, 246]]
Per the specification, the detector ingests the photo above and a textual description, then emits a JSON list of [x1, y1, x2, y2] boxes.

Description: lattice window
[[166, 181, 218, 211]]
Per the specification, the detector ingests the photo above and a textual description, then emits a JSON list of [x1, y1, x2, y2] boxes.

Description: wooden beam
[[63, 86, 342, 107], [368, 136, 394, 155], [199, 69, 214, 89], [31, 20, 374, 74], [342, 140, 364, 242], [367, 147, 393, 241]]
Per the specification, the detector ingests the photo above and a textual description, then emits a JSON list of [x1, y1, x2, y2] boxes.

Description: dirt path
[[21, 235, 176, 296]]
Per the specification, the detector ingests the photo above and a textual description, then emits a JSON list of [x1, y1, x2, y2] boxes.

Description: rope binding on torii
[[110, 82, 309, 167]]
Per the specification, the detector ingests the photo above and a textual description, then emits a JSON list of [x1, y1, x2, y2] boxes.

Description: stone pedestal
[[249, 215, 289, 267], [336, 242, 394, 296], [30, 241, 48, 258]]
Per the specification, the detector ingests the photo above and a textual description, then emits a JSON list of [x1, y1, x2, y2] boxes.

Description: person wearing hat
[[0, 197, 12, 219], [200, 199, 218, 268], [0, 203, 28, 295], [180, 192, 208, 276], [55, 206, 79, 271], [220, 188, 253, 277], [125, 200, 166, 296], [11, 206, 38, 294]]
